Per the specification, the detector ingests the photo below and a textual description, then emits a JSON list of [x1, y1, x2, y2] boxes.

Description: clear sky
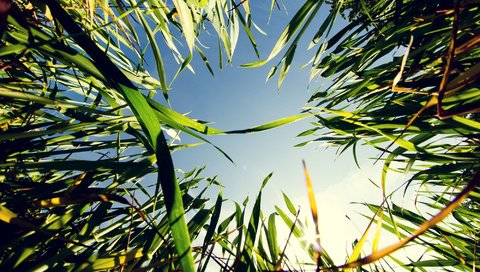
[[151, 1, 402, 263]]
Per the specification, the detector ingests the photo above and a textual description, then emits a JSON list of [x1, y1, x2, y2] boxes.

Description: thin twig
[[319, 169, 480, 271], [376, 0, 461, 162], [228, 0, 247, 12], [275, 207, 301, 271], [437, 0, 459, 118]]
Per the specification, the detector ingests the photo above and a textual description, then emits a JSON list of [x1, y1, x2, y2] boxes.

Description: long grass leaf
[[155, 132, 195, 271], [303, 160, 322, 269], [172, 0, 195, 52], [133, 4, 169, 95], [323, 170, 480, 270], [243, 0, 320, 67], [227, 113, 311, 134]]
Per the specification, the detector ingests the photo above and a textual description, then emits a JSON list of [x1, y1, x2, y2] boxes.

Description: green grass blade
[[241, 0, 320, 67], [172, 0, 196, 52], [266, 213, 280, 263], [133, 4, 169, 96], [198, 188, 222, 272], [226, 113, 311, 134], [155, 132, 195, 271], [235, 173, 272, 271], [282, 192, 297, 215]]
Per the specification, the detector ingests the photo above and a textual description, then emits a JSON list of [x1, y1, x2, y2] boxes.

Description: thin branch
[[319, 169, 480, 271], [228, 0, 247, 12], [275, 207, 301, 271], [437, 0, 459, 118]]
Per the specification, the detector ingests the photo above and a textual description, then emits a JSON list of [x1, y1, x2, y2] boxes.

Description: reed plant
[[1, 0, 479, 271]]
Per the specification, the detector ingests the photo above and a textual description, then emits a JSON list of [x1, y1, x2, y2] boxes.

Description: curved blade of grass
[[195, 44, 214, 76], [241, 0, 321, 67], [226, 113, 311, 134], [282, 192, 297, 216], [346, 204, 384, 272], [275, 1, 321, 88], [233, 5, 259, 58], [198, 188, 222, 272], [172, 0, 195, 52], [391, 35, 413, 92], [146, 97, 224, 135], [155, 132, 195, 271], [266, 213, 280, 263], [323, 170, 480, 270], [133, 3, 169, 96], [235, 173, 272, 271], [0, 43, 27, 56], [147, 98, 233, 163], [0, 160, 151, 171], [171, 53, 193, 85], [277, 43, 296, 89], [303, 160, 322, 269]]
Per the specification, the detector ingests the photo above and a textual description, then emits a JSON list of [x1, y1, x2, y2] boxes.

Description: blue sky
[[167, 2, 359, 202], [152, 1, 393, 262]]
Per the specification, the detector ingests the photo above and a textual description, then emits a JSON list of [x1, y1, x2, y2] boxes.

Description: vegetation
[[255, 0, 479, 270], [0, 0, 312, 271], [1, 0, 479, 271]]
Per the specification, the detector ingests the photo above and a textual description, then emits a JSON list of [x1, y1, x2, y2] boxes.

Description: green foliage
[[262, 0, 480, 270], [2, 0, 479, 271], [0, 0, 318, 271], [326, 0, 388, 21]]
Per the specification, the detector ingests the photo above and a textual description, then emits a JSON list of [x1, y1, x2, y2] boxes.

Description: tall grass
[[0, 1, 315, 271], [252, 0, 480, 270], [2, 0, 479, 271]]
